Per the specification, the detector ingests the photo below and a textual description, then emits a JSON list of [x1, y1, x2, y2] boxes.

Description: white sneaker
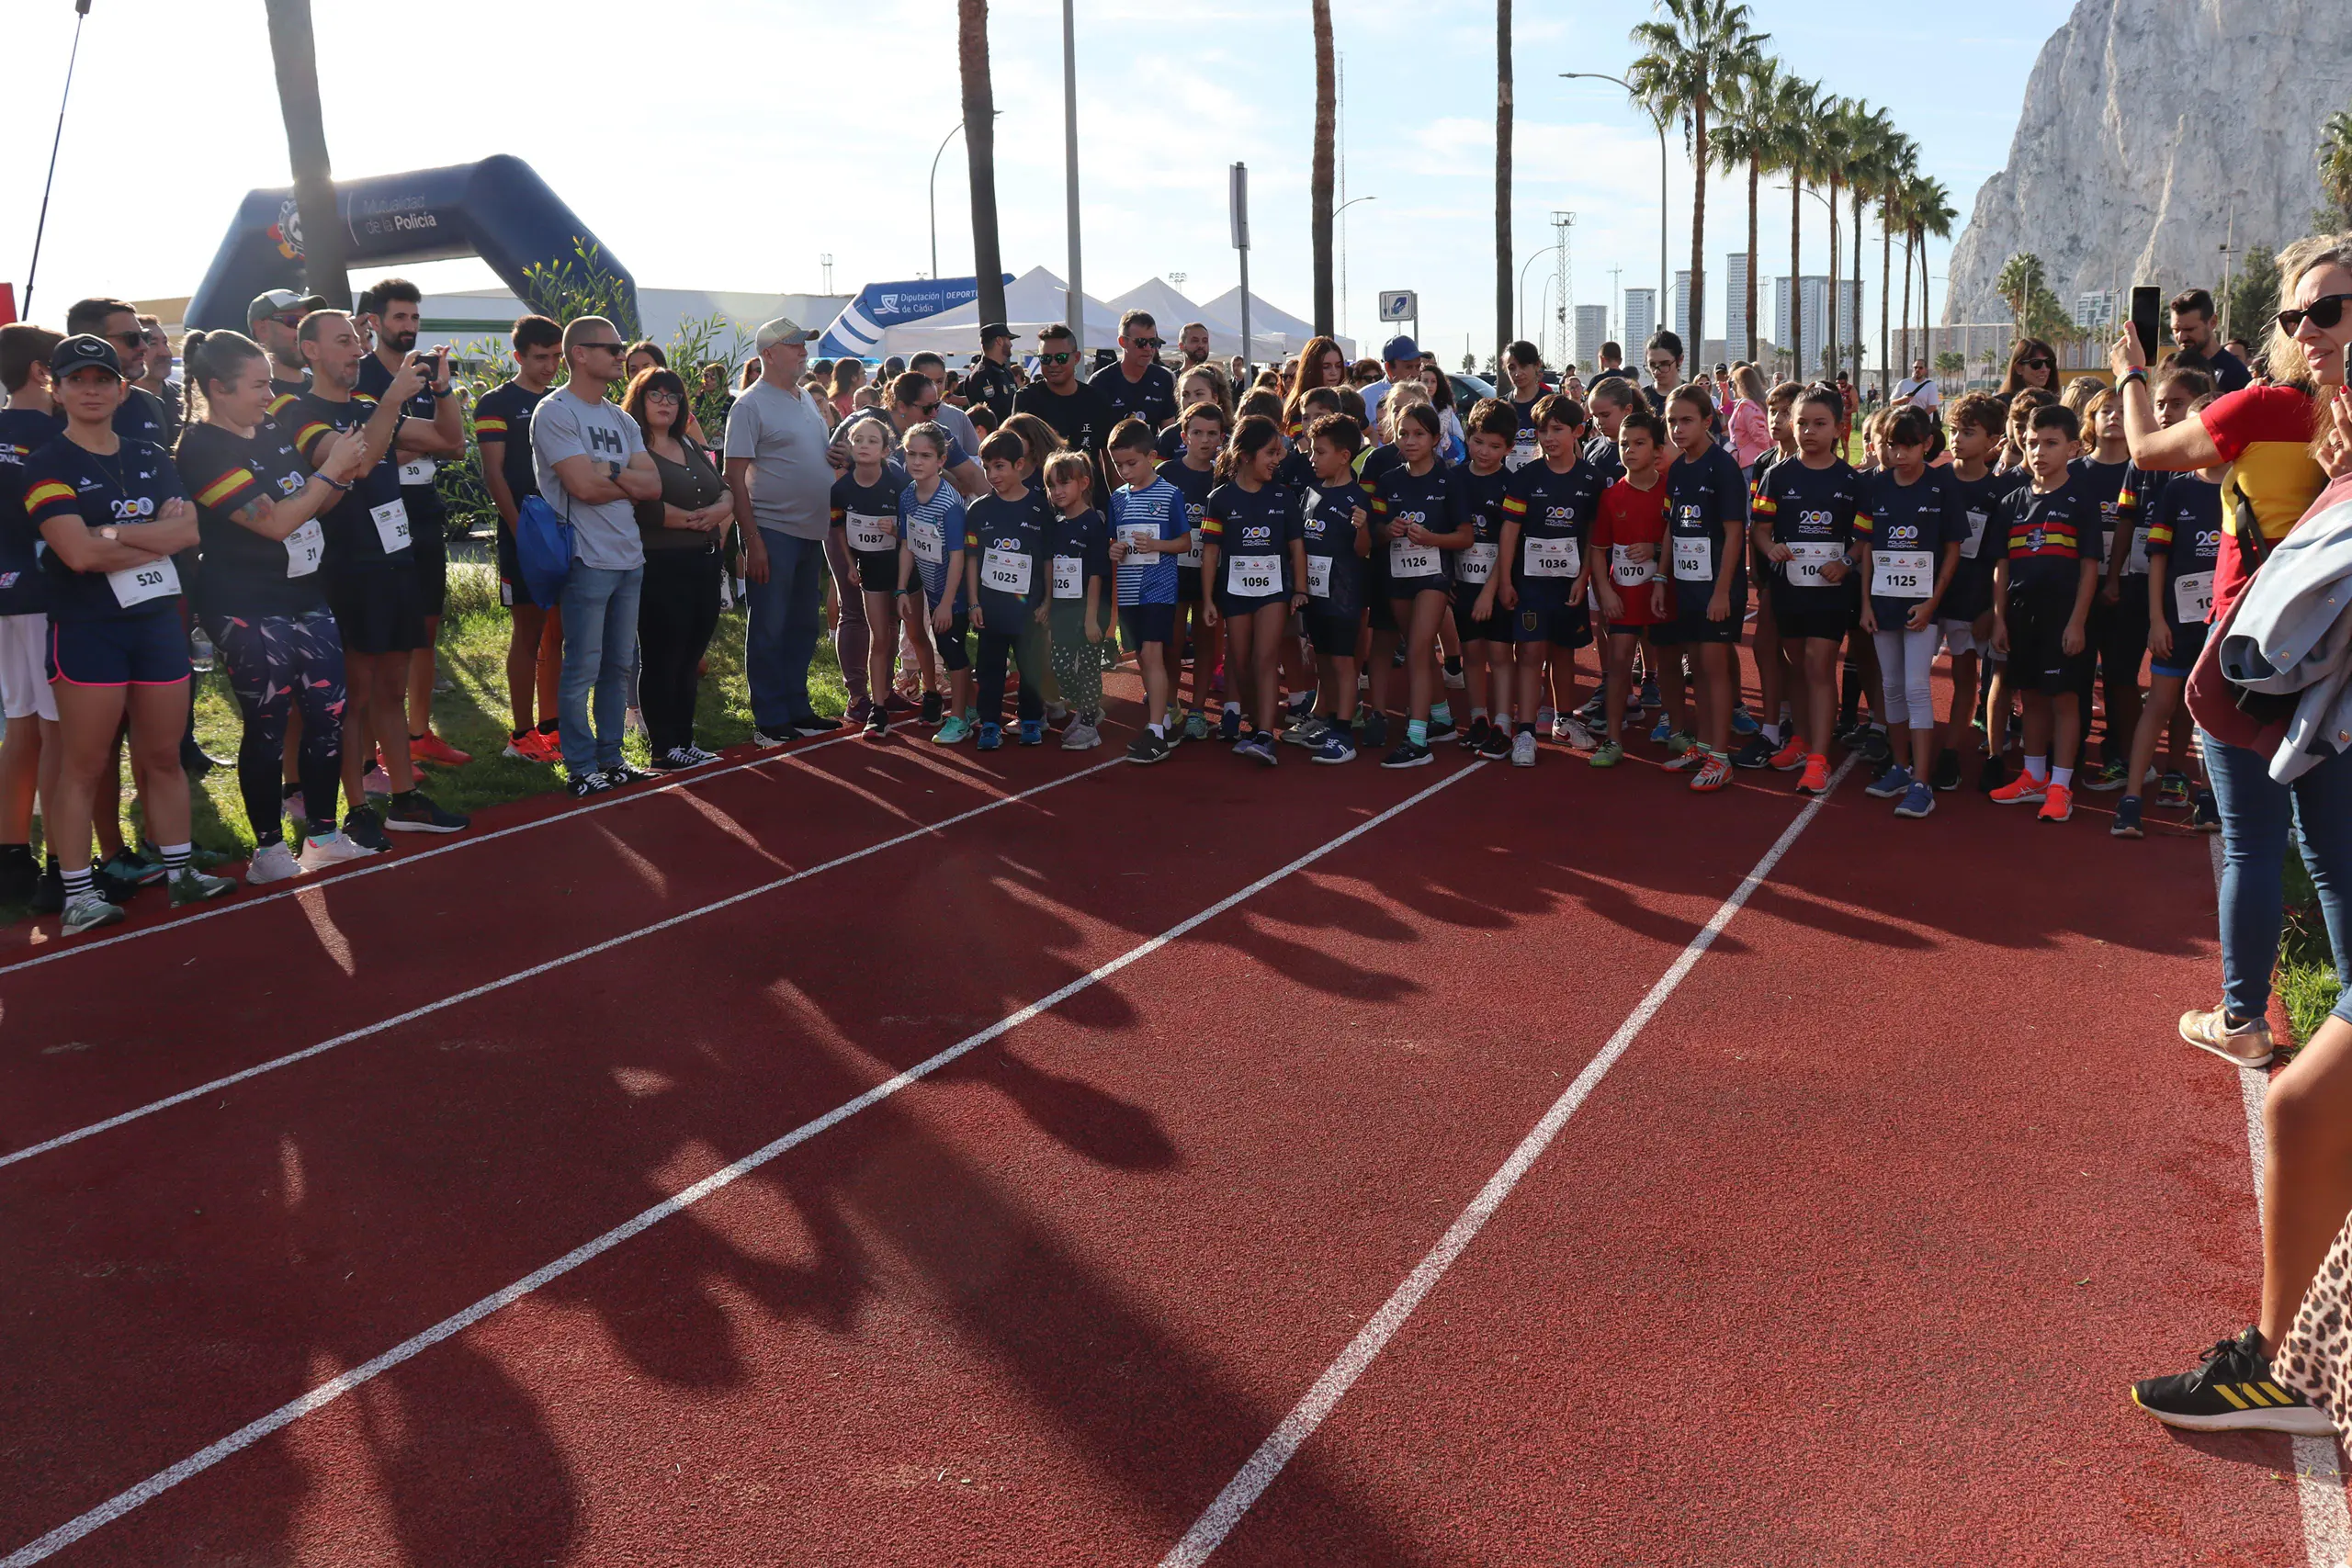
[[1060, 719, 1102, 750], [297, 831, 373, 872], [246, 841, 301, 886], [1510, 730, 1537, 767], [1557, 716, 1598, 750], [751, 728, 793, 748]]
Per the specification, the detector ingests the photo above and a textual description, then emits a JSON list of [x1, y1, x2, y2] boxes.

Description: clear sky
[[0, 0, 2072, 366]]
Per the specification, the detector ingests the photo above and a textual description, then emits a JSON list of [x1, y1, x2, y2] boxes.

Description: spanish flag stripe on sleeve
[[25, 480, 76, 511], [1500, 495, 1528, 517], [198, 468, 255, 508], [2146, 517, 2175, 548], [475, 417, 509, 435], [296, 423, 332, 449]]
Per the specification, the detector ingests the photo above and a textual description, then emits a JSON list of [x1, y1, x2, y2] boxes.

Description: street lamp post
[[930, 112, 1004, 285], [1563, 71, 1667, 336], [1334, 194, 1375, 341], [1516, 248, 1549, 344]]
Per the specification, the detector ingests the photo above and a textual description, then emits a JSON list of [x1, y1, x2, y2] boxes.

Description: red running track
[[0, 660, 2335, 1566]]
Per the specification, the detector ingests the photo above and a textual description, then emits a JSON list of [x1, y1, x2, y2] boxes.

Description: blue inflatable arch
[[185, 154, 638, 335]]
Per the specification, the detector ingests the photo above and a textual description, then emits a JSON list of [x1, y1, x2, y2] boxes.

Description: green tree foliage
[[1994, 252, 2077, 343], [2227, 243, 2281, 347], [435, 238, 745, 536], [2317, 107, 2352, 231]]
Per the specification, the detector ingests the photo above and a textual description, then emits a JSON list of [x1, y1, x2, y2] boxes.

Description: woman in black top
[[175, 330, 373, 881], [624, 368, 734, 769]]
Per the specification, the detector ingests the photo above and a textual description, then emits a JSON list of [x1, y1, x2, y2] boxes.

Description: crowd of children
[[837, 326, 2222, 835]]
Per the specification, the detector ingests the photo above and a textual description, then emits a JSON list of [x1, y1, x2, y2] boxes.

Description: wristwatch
[[606, 460, 623, 482], [98, 525, 119, 542]]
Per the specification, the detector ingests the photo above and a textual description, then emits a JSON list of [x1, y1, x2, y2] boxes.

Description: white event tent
[[1103, 278, 1298, 361], [1195, 287, 1352, 358]]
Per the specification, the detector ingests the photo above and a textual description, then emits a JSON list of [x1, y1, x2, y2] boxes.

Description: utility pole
[[1551, 211, 1575, 367], [1060, 0, 1083, 349], [1232, 163, 1252, 375], [1609, 265, 1623, 346]]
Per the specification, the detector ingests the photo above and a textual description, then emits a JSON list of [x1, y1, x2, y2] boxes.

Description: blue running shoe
[[977, 722, 1002, 751], [1312, 731, 1357, 764], [1865, 763, 1914, 799], [1018, 717, 1045, 746], [1893, 780, 1936, 818], [1217, 705, 1243, 742], [2111, 795, 2145, 839], [1731, 705, 1760, 738], [1648, 714, 1674, 745]]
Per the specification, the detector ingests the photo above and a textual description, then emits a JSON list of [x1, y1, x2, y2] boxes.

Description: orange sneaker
[[1988, 771, 2048, 806], [411, 732, 473, 767], [2037, 782, 2075, 822], [1770, 735, 1809, 771], [1794, 754, 1830, 795]]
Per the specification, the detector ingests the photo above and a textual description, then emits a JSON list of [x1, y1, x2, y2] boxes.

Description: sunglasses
[[107, 331, 143, 348], [2277, 293, 2352, 335], [1039, 351, 1075, 366], [262, 312, 306, 329], [2021, 357, 2053, 371], [1131, 337, 1164, 351], [582, 342, 627, 355]]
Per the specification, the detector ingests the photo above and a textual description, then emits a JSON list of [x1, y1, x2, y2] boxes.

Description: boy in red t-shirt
[[1586, 407, 1673, 765]]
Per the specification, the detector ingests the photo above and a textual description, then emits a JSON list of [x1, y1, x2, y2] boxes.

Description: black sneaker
[[920, 690, 944, 726], [1461, 715, 1493, 752], [864, 709, 888, 739], [96, 847, 164, 897], [384, 791, 470, 834], [1476, 727, 1513, 761], [2192, 790, 2222, 832], [788, 714, 842, 737], [180, 736, 229, 778], [1858, 728, 1894, 763], [652, 746, 703, 772], [2132, 1327, 2333, 1434], [1930, 747, 1962, 793], [601, 762, 650, 787], [1356, 711, 1388, 750], [1977, 755, 2009, 795], [30, 862, 65, 914], [2111, 795, 2145, 839], [1728, 736, 1773, 770], [1125, 731, 1171, 765], [1424, 716, 1457, 744], [1381, 740, 1432, 769], [569, 770, 614, 799], [0, 851, 36, 907], [343, 811, 391, 854]]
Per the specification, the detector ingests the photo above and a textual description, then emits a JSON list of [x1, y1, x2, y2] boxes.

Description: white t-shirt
[[530, 388, 647, 572], [722, 378, 834, 541], [1894, 377, 1940, 410]]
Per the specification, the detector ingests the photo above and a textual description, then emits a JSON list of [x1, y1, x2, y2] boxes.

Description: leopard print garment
[[2278, 1216, 2352, 1431]]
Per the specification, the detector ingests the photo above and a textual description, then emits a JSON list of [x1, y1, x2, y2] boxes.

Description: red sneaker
[[1770, 735, 1809, 771], [1794, 754, 1830, 795], [411, 732, 472, 768], [2037, 782, 2075, 822], [1989, 772, 2048, 806]]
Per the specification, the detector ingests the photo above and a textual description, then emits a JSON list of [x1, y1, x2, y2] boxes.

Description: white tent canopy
[[876, 265, 1121, 359], [1195, 288, 1352, 359], [1101, 278, 1288, 361]]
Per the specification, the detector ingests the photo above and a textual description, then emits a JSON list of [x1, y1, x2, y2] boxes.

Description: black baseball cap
[[979, 321, 1012, 344], [50, 334, 123, 380]]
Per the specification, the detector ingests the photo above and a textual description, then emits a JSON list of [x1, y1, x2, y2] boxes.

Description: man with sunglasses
[[64, 299, 171, 448], [247, 289, 328, 406], [1014, 323, 1109, 455], [907, 351, 983, 461], [2168, 288, 2250, 393], [1090, 310, 1178, 436]]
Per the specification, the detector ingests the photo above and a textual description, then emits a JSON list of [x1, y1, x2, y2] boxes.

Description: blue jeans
[[559, 563, 645, 773], [2203, 730, 2352, 1021], [745, 528, 831, 731]]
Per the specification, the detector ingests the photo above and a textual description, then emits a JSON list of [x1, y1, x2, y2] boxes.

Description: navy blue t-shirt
[[1856, 468, 1964, 625], [472, 378, 548, 506], [1999, 473, 2104, 600], [1156, 457, 1216, 573], [1046, 505, 1112, 603], [1665, 442, 1748, 589], [965, 488, 1052, 626], [2146, 474, 2223, 634], [1298, 479, 1371, 616], [1371, 459, 1464, 593], [1751, 457, 1861, 615], [289, 391, 413, 572], [1945, 468, 2022, 623], [356, 354, 447, 534], [1500, 456, 1606, 603], [0, 407, 65, 615], [2071, 455, 2132, 580], [1204, 479, 1298, 602], [175, 420, 330, 617], [23, 434, 187, 623], [1456, 464, 1510, 596], [831, 469, 903, 562]]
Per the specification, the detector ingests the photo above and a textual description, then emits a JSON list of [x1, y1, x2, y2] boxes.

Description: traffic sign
[[1378, 290, 1417, 322]]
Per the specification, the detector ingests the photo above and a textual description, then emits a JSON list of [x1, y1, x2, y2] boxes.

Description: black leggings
[[205, 610, 345, 844], [637, 547, 723, 755], [974, 625, 1044, 727]]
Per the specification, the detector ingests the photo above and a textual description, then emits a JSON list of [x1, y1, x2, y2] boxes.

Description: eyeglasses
[[262, 312, 306, 330], [1131, 337, 1163, 351], [1040, 351, 1075, 366], [107, 331, 142, 348], [2278, 294, 2352, 335]]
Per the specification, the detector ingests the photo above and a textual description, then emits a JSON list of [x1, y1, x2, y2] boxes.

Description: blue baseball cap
[[1381, 334, 1419, 363]]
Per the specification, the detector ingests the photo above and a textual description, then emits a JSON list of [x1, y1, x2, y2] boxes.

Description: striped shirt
[[1109, 478, 1183, 606]]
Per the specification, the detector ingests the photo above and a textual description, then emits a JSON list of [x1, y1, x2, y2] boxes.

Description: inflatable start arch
[[185, 154, 638, 335]]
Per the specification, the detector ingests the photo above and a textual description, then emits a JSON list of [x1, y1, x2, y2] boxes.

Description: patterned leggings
[[1046, 599, 1102, 720], [206, 611, 347, 844]]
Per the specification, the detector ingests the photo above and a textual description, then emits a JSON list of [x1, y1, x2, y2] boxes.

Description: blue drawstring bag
[[514, 493, 573, 607]]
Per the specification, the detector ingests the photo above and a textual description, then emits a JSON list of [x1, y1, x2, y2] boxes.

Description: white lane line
[[0, 757, 1125, 1173], [1159, 754, 1859, 1568], [2211, 837, 2352, 1568], [0, 762, 1484, 1568], [0, 732, 859, 978]]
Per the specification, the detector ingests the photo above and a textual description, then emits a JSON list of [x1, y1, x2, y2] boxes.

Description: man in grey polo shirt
[[533, 315, 661, 793], [725, 316, 839, 740]]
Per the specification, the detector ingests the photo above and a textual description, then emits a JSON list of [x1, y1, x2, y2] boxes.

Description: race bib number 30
[[1226, 552, 1280, 597], [284, 517, 324, 579], [1871, 548, 1933, 599], [1671, 534, 1712, 582], [398, 457, 436, 487], [369, 497, 412, 555], [1523, 536, 1579, 579], [107, 554, 181, 610], [982, 547, 1032, 597]]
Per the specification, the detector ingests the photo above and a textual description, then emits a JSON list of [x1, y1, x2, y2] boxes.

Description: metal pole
[[1061, 0, 1083, 349], [928, 118, 968, 283], [23, 0, 94, 319], [1233, 163, 1251, 377], [1657, 118, 1668, 339]]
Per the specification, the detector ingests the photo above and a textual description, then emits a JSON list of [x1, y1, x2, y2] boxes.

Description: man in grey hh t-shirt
[[724, 314, 839, 739], [533, 316, 661, 785]]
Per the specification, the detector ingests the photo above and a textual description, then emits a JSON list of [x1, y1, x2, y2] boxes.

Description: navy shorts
[[496, 523, 554, 611], [1176, 564, 1204, 604], [1215, 590, 1291, 620], [853, 547, 902, 595], [1119, 601, 1176, 649], [1655, 572, 1747, 646], [1510, 595, 1592, 648], [329, 566, 431, 656], [1452, 583, 1508, 644], [409, 510, 447, 617], [2149, 618, 2208, 680], [1306, 609, 1362, 657], [47, 608, 190, 687], [2004, 587, 2092, 694]]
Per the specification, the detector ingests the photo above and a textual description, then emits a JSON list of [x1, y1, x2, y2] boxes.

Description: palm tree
[[958, 0, 1007, 333], [1630, 0, 1766, 365], [1867, 128, 1914, 397], [263, 0, 349, 308], [2319, 108, 2352, 229], [1995, 254, 2043, 330], [1710, 55, 1781, 365], [1843, 105, 1895, 389], [1311, 0, 1336, 335], [1909, 176, 1954, 370], [1815, 96, 1852, 378], [1495, 0, 1513, 372], [1769, 75, 1823, 379]]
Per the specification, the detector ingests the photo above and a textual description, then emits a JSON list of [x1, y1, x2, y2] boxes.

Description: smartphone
[[2131, 285, 2164, 362]]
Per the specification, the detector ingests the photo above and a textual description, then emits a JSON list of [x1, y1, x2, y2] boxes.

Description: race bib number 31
[[284, 517, 324, 579]]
